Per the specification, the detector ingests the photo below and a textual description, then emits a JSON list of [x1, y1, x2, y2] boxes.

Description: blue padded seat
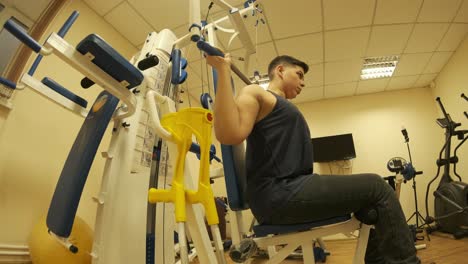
[[41, 77, 88, 108], [253, 214, 352, 237], [76, 34, 143, 89]]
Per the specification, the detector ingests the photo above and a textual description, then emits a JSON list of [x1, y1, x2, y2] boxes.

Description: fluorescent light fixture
[[249, 72, 269, 90], [258, 82, 269, 89], [360, 56, 399, 80]]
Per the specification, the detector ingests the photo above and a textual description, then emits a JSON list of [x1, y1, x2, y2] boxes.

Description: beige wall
[[0, 0, 137, 244], [296, 87, 443, 222]]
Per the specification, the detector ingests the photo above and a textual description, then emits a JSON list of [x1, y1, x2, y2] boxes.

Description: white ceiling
[[10, 0, 468, 104]]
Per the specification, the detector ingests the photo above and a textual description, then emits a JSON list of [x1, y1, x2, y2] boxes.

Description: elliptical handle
[[461, 93, 468, 102], [435, 97, 451, 121]]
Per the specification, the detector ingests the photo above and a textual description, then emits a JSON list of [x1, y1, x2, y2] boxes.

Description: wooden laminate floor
[[199, 232, 468, 264]]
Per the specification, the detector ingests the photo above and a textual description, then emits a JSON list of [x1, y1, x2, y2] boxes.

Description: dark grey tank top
[[246, 91, 313, 223]]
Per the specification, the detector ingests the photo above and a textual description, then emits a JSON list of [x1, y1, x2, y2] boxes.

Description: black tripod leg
[[406, 212, 416, 223]]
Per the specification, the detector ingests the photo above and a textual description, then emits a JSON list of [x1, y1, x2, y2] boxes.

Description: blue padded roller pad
[[253, 215, 352, 237], [46, 91, 119, 237], [42, 77, 88, 108], [76, 34, 143, 89]]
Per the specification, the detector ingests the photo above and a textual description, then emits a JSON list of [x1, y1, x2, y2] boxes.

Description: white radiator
[[0, 244, 31, 263]]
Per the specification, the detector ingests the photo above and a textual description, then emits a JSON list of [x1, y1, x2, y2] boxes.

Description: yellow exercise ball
[[28, 216, 93, 264]]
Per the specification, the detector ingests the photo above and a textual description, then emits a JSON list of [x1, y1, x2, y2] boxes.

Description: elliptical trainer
[[424, 96, 468, 239]]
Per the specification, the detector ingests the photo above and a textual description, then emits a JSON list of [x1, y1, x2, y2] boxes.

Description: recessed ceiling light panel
[[360, 55, 399, 80]]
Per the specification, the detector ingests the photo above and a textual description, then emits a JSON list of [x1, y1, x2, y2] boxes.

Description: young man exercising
[[206, 53, 420, 264]]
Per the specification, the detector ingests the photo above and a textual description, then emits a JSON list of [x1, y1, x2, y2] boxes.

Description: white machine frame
[[13, 23, 223, 264]]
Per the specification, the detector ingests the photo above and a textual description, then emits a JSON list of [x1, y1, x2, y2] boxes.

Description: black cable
[[205, 60, 212, 98], [204, 2, 214, 26], [200, 52, 205, 95], [185, 82, 191, 108], [201, 2, 214, 99], [200, 2, 214, 98]]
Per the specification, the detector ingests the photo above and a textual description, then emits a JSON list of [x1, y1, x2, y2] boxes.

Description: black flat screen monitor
[[311, 133, 356, 162]]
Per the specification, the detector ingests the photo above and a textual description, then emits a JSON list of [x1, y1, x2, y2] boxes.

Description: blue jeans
[[268, 173, 420, 264]]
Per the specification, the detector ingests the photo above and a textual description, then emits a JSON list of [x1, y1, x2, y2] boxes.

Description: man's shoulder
[[241, 84, 265, 93], [240, 84, 271, 99]]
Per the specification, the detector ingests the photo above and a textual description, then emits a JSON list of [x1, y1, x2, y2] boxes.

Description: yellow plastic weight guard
[[148, 108, 219, 225]]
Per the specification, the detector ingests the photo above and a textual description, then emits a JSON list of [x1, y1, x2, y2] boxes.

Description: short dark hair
[[267, 55, 309, 80]]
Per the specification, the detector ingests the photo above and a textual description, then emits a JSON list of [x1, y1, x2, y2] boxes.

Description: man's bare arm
[[206, 55, 261, 144]]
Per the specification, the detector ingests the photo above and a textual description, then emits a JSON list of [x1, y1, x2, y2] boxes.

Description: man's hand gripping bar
[[196, 41, 251, 85]]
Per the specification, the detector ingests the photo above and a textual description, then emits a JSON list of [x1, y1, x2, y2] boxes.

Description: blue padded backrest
[[76, 34, 143, 89], [221, 143, 249, 211], [47, 91, 119, 237]]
